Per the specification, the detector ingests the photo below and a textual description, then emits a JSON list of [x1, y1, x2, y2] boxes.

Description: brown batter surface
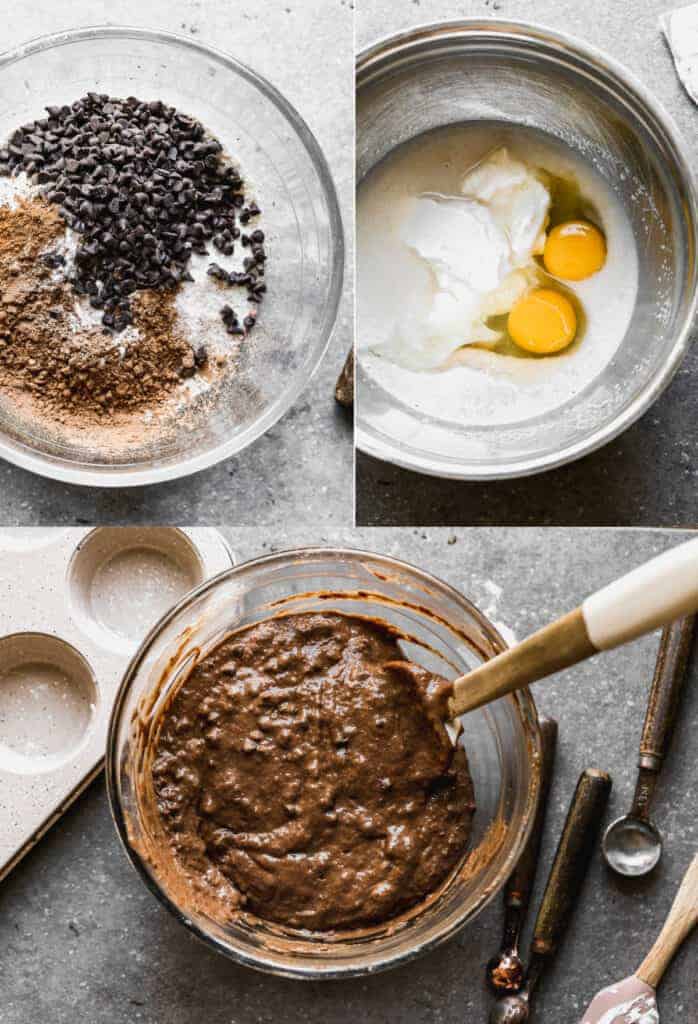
[[151, 612, 475, 931]]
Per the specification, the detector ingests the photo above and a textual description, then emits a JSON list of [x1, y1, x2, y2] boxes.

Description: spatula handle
[[449, 537, 698, 718], [637, 853, 698, 989], [449, 608, 593, 717], [505, 718, 558, 911], [499, 718, 558, 945], [583, 538, 698, 649]]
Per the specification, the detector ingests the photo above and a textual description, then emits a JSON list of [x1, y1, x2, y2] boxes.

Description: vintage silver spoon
[[490, 769, 612, 1024], [486, 717, 558, 994], [602, 615, 695, 877]]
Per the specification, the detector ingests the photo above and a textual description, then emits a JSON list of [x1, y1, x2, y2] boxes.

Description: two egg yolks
[[507, 220, 606, 355]]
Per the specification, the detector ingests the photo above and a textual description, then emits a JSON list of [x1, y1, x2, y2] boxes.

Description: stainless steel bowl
[[0, 27, 343, 487], [107, 547, 541, 978], [356, 20, 698, 479]]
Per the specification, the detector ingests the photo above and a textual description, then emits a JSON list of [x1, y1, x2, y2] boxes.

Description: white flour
[[0, 172, 36, 209]]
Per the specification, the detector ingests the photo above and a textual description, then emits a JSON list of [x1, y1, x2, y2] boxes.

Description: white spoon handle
[[583, 537, 698, 649], [450, 538, 698, 718]]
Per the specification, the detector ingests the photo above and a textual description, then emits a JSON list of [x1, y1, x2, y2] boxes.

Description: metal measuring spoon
[[489, 962, 543, 1024], [602, 616, 695, 878], [486, 718, 558, 994], [490, 769, 612, 1024]]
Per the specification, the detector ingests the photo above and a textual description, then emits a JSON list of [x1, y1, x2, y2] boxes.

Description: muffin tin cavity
[[68, 528, 205, 649], [0, 633, 97, 773], [0, 527, 233, 882]]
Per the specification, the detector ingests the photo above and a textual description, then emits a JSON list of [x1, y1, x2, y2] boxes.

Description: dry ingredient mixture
[[0, 93, 267, 425], [150, 612, 475, 932], [0, 198, 193, 417]]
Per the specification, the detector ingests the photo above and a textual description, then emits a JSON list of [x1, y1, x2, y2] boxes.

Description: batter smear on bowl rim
[[150, 612, 475, 931]]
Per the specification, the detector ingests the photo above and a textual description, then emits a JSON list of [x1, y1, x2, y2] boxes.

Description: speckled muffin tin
[[0, 527, 234, 880]]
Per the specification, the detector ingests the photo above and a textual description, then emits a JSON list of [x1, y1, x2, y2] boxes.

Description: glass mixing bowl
[[0, 27, 343, 486], [356, 20, 698, 479], [107, 547, 541, 979]]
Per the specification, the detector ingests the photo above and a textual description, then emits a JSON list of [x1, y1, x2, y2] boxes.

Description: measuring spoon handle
[[500, 718, 558, 950], [530, 769, 612, 964], [507, 718, 558, 909], [639, 615, 695, 763], [631, 616, 696, 820]]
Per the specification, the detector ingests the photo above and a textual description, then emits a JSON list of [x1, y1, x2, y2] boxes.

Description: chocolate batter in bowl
[[107, 549, 541, 978]]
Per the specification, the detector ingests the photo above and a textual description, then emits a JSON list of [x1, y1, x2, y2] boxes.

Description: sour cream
[[372, 148, 550, 369]]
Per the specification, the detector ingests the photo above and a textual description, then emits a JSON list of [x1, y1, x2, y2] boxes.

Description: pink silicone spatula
[[579, 853, 698, 1024]]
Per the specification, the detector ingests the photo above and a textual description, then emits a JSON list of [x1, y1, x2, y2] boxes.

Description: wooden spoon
[[448, 537, 698, 719]]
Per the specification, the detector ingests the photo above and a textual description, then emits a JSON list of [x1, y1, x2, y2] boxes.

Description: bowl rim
[[355, 17, 698, 480], [0, 24, 345, 488], [106, 544, 542, 979]]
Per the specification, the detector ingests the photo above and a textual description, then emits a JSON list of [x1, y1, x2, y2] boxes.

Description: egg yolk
[[507, 288, 577, 354], [543, 220, 606, 280]]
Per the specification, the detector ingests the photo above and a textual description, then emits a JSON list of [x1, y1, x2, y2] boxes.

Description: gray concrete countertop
[[0, 0, 353, 526], [2, 527, 697, 1023], [356, 0, 698, 527]]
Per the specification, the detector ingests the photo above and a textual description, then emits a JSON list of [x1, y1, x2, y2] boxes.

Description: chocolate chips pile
[[0, 92, 265, 334]]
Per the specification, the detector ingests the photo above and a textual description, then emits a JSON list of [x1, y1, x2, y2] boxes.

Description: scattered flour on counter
[[661, 3, 698, 105], [468, 575, 518, 646]]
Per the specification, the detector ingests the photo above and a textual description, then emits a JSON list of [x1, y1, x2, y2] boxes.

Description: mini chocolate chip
[[207, 263, 228, 282], [1, 91, 266, 332]]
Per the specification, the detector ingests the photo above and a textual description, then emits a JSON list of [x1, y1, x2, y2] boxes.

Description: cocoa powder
[[0, 195, 200, 423]]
